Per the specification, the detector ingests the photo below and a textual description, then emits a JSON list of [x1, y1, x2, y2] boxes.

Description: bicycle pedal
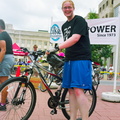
[[50, 109, 57, 115]]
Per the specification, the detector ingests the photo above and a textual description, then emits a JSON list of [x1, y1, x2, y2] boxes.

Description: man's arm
[[59, 34, 81, 49], [0, 40, 6, 62]]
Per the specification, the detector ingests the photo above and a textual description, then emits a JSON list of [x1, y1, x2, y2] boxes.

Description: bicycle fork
[[11, 81, 28, 106]]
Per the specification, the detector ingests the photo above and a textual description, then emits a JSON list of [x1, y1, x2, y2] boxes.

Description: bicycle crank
[[48, 96, 59, 109]]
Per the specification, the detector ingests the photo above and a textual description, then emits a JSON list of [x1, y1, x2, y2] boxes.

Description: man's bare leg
[[74, 88, 89, 120], [69, 89, 78, 120], [0, 76, 8, 103]]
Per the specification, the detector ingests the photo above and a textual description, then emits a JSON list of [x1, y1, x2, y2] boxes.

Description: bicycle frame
[[21, 50, 64, 109], [35, 62, 62, 96]]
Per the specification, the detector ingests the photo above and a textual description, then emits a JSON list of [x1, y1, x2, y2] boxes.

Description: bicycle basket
[[47, 54, 64, 68]]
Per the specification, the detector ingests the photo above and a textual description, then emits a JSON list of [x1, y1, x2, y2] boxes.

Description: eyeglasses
[[62, 7, 73, 10]]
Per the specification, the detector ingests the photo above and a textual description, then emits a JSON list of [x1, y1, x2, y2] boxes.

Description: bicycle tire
[[92, 73, 100, 90], [61, 86, 97, 120], [0, 77, 36, 120]]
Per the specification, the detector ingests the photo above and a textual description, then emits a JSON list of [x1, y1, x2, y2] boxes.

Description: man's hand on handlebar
[[47, 44, 59, 54]]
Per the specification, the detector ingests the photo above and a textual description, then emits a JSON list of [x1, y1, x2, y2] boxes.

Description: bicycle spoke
[[0, 78, 36, 120]]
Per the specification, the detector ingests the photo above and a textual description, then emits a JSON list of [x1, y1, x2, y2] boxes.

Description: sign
[[50, 22, 64, 43], [87, 17, 119, 45]]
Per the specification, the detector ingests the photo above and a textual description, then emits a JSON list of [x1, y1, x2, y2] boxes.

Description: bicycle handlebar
[[20, 47, 45, 56], [19, 47, 45, 61], [20, 47, 64, 67]]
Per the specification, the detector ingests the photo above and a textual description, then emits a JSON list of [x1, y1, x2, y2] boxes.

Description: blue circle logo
[[50, 24, 62, 41]]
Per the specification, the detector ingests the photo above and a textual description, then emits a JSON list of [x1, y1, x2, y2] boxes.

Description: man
[[0, 19, 14, 111], [50, 0, 92, 119]]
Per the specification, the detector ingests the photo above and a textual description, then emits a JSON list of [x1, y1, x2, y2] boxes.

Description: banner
[[87, 17, 119, 45], [50, 17, 119, 45]]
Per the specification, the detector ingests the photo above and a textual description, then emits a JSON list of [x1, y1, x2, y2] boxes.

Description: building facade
[[98, 0, 114, 18], [6, 24, 51, 51], [98, 0, 120, 72], [114, 0, 120, 17]]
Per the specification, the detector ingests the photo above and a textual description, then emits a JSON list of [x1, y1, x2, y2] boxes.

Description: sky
[[0, 0, 102, 31]]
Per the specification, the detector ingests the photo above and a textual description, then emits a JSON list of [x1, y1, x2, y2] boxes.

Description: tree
[[87, 12, 99, 19], [91, 45, 113, 66], [87, 12, 113, 66]]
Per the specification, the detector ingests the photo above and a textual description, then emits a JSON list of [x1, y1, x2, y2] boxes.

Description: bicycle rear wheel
[[92, 73, 100, 90], [61, 86, 97, 120], [0, 77, 36, 120]]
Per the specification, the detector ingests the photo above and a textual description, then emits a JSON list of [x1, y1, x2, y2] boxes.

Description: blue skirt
[[62, 60, 92, 90]]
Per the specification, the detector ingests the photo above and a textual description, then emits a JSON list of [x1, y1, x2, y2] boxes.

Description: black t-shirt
[[0, 31, 13, 54], [62, 15, 91, 61]]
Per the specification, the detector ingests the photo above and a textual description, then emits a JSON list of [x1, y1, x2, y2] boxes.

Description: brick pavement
[[29, 82, 120, 120]]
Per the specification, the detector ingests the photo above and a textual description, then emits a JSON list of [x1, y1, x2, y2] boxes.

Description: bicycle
[[92, 63, 100, 90], [0, 47, 97, 120], [39, 53, 64, 92], [107, 72, 114, 80]]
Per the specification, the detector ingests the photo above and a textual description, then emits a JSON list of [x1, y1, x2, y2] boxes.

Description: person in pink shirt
[[57, 49, 65, 59]]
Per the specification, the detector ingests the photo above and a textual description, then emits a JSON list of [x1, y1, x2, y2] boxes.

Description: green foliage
[[87, 11, 99, 19], [91, 45, 113, 66]]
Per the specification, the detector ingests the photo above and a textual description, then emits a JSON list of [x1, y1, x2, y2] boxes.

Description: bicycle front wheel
[[61, 86, 97, 120], [0, 77, 36, 120]]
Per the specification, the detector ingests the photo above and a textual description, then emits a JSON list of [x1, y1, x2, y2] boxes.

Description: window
[[27, 40, 31, 44], [114, 6, 120, 17], [39, 41, 42, 45], [103, 4, 105, 9], [33, 40, 36, 44], [16, 39, 19, 44], [106, 14, 108, 18], [111, 0, 114, 4], [21, 39, 25, 44], [106, 1, 108, 6], [99, 7, 101, 13], [44, 41, 47, 46]]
